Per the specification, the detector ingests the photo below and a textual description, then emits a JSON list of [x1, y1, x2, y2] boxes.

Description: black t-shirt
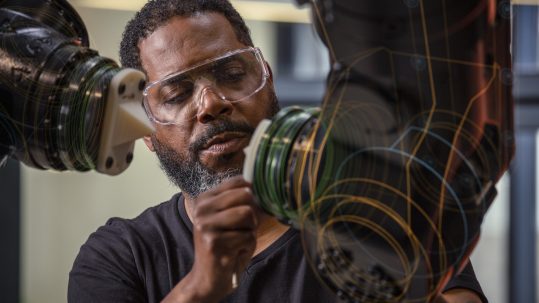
[[68, 193, 487, 302]]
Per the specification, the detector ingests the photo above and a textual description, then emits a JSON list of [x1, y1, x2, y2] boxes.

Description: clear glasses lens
[[144, 48, 266, 125]]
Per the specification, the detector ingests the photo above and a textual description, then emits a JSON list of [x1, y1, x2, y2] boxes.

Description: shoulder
[[71, 193, 186, 269], [68, 194, 186, 302], [89, 192, 185, 249]]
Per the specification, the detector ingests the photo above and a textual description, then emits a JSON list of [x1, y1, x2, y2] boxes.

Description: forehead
[[139, 12, 246, 82]]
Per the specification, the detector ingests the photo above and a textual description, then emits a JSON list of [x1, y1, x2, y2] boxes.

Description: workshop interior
[[0, 0, 537, 302]]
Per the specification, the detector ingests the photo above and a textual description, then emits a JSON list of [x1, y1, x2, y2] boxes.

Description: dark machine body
[[245, 0, 514, 302]]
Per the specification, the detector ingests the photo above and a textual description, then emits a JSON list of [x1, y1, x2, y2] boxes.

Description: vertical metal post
[[510, 5, 538, 302], [0, 159, 20, 303], [513, 5, 538, 70], [509, 107, 538, 303]]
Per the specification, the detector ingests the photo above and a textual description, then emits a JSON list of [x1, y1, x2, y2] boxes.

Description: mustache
[[190, 119, 255, 155]]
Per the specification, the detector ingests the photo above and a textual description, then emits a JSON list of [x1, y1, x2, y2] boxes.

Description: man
[[68, 0, 487, 302]]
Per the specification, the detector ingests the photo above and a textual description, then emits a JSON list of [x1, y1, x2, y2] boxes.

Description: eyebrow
[[163, 73, 190, 84], [147, 47, 254, 90]]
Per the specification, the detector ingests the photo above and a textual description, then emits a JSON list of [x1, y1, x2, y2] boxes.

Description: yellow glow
[[70, 0, 311, 23]]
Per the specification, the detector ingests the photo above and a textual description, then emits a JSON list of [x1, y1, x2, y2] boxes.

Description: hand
[[162, 176, 258, 303]]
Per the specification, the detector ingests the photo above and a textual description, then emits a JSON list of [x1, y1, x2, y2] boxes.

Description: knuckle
[[194, 197, 216, 216], [193, 223, 204, 235], [193, 208, 202, 219], [193, 218, 210, 233], [193, 202, 207, 217], [226, 176, 247, 188], [239, 187, 254, 200], [202, 233, 218, 250], [246, 232, 256, 244], [237, 206, 254, 220], [230, 175, 245, 184]]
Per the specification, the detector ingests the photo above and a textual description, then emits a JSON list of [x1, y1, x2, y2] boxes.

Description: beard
[[152, 92, 280, 198]]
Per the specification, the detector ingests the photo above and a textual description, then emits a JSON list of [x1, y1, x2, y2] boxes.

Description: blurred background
[[0, 0, 537, 302]]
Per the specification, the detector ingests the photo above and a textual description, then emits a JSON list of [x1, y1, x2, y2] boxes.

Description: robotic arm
[[0, 0, 153, 175], [244, 0, 513, 301]]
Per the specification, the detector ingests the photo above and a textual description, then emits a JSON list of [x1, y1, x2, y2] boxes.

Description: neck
[[253, 211, 289, 255], [184, 196, 289, 256]]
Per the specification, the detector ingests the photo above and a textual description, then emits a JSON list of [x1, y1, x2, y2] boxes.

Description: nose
[[196, 86, 233, 124]]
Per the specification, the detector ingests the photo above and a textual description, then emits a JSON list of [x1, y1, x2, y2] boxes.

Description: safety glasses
[[142, 47, 269, 125]]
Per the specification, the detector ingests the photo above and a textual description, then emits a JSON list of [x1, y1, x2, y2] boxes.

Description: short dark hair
[[119, 0, 254, 71]]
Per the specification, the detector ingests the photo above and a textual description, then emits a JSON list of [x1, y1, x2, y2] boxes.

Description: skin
[[138, 12, 482, 303]]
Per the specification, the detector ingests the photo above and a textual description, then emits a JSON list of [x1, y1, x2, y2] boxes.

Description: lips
[[200, 132, 250, 155]]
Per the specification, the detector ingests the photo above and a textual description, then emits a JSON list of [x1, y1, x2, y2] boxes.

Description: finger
[[195, 187, 255, 216], [202, 176, 250, 197], [196, 205, 258, 232], [200, 230, 257, 264]]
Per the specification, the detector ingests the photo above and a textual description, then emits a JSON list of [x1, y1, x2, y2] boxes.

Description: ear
[[143, 135, 155, 152]]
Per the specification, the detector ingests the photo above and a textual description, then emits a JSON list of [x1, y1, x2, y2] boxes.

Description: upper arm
[[440, 288, 483, 303], [442, 261, 488, 303]]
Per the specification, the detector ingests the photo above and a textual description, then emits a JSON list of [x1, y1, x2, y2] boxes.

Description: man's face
[[138, 12, 279, 198]]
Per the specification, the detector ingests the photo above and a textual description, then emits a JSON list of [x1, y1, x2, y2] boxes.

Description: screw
[[118, 83, 126, 95], [126, 152, 134, 164], [106, 157, 114, 169], [139, 79, 146, 91]]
